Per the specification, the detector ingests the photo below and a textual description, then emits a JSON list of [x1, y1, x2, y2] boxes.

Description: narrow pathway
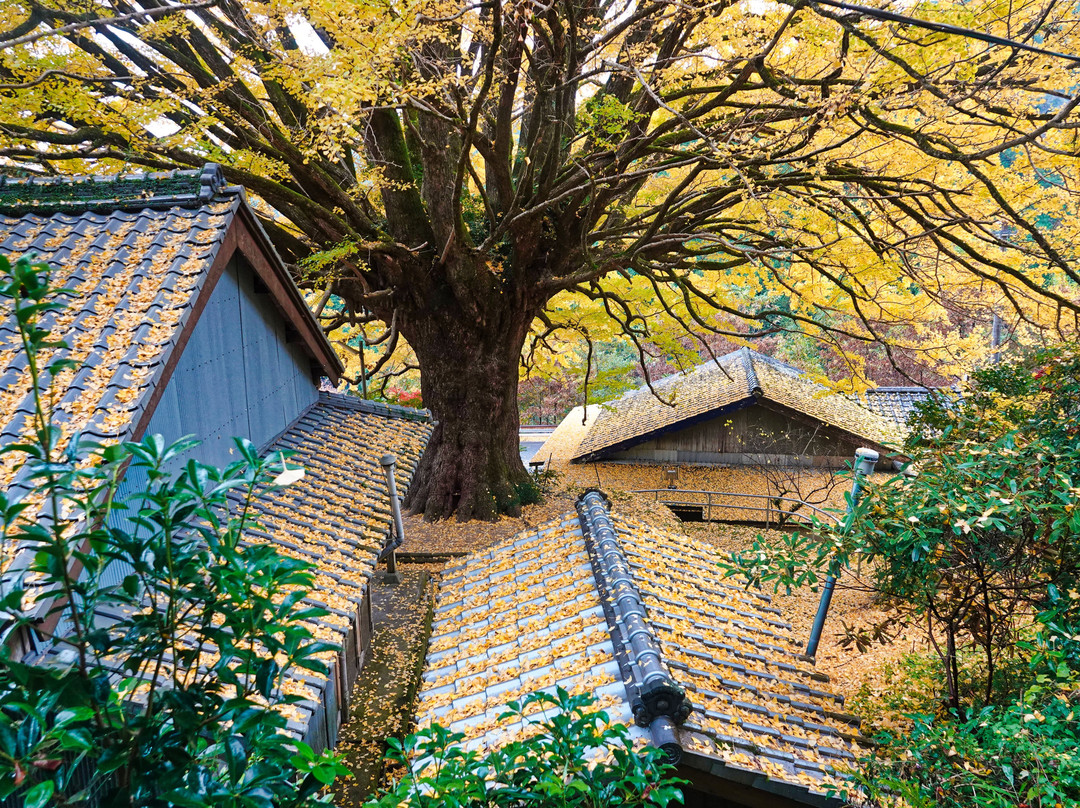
[[331, 570, 433, 807]]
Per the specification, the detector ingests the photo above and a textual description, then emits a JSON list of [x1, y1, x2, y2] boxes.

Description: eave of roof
[[227, 193, 344, 382], [572, 395, 759, 463]]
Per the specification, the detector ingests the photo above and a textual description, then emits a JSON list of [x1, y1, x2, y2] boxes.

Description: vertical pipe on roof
[[576, 490, 692, 763], [379, 453, 404, 578]]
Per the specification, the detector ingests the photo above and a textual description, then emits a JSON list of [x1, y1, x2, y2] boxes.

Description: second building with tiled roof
[[572, 348, 903, 467]]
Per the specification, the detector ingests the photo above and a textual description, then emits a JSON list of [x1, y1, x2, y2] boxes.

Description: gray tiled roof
[[0, 168, 250, 585], [242, 392, 432, 748], [33, 393, 433, 751], [862, 387, 933, 427], [0, 164, 348, 568], [0, 183, 238, 455], [415, 491, 862, 805], [573, 348, 901, 462]]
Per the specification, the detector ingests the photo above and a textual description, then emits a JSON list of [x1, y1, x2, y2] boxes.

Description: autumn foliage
[[2, 0, 1079, 518]]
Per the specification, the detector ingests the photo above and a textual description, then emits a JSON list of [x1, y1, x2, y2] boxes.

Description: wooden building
[[573, 349, 905, 469], [0, 165, 433, 752]]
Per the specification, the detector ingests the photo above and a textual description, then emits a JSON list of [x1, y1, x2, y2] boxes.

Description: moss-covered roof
[[0, 165, 226, 214]]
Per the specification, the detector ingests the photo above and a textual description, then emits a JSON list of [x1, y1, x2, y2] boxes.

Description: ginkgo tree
[[1, 0, 1079, 520]]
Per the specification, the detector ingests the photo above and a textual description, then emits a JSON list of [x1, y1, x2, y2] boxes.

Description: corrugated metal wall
[[102, 254, 319, 585]]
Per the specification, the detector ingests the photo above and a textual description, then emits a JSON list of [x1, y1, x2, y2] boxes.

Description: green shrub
[[514, 478, 544, 507], [366, 688, 685, 808], [722, 345, 1080, 806], [724, 344, 1080, 711], [852, 677, 1080, 808]]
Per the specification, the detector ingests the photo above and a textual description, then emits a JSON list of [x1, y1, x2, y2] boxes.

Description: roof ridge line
[[0, 163, 232, 215], [739, 346, 762, 396], [576, 489, 692, 763], [317, 390, 433, 422]]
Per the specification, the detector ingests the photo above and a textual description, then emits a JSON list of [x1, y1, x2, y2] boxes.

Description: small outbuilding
[[0, 165, 433, 751], [534, 350, 932, 522]]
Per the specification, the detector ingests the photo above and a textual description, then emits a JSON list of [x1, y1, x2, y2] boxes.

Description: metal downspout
[[379, 453, 405, 581], [806, 447, 879, 657]]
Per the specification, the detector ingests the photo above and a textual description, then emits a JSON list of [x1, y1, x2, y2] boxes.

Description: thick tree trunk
[[402, 304, 535, 522]]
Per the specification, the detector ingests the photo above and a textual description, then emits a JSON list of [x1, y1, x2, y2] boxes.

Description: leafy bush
[[365, 688, 685, 808], [852, 676, 1080, 808], [514, 478, 544, 507], [0, 255, 347, 806]]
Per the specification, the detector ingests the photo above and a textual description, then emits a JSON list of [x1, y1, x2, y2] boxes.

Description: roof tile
[[414, 493, 864, 804]]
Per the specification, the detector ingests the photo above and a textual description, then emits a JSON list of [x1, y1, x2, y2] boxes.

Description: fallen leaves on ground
[[332, 572, 433, 806], [677, 516, 926, 702], [399, 493, 578, 555]]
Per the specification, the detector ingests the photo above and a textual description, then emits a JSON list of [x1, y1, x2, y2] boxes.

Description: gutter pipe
[[379, 453, 405, 580], [806, 447, 878, 657]]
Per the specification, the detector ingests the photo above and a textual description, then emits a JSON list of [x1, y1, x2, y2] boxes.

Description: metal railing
[[632, 489, 841, 527]]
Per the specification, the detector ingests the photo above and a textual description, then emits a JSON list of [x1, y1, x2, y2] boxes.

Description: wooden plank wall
[[610, 402, 861, 468], [103, 255, 319, 586]]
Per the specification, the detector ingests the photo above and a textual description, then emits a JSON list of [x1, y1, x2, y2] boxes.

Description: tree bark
[[400, 293, 537, 522]]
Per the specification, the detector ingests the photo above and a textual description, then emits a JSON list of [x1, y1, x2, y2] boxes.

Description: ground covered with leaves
[[399, 492, 578, 556], [333, 571, 433, 806]]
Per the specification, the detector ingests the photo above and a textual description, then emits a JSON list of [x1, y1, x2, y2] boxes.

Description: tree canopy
[[2, 0, 1079, 518]]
